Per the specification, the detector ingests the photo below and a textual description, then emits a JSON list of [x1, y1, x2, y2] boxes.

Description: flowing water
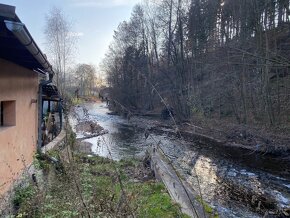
[[69, 102, 290, 218]]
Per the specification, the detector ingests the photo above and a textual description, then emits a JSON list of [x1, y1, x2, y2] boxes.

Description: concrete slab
[[151, 147, 208, 218], [41, 129, 66, 153]]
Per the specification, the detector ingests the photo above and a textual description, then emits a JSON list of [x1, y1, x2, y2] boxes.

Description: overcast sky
[[1, 0, 140, 68]]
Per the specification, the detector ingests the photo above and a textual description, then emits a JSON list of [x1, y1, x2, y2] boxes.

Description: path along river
[[69, 102, 290, 218]]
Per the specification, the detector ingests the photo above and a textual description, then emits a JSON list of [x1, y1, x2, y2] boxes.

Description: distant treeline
[[103, 0, 290, 126]]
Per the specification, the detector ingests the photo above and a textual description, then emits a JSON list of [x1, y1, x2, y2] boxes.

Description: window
[[0, 100, 16, 127]]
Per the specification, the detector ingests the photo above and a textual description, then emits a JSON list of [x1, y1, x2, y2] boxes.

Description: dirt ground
[[178, 117, 290, 155], [137, 107, 290, 156]]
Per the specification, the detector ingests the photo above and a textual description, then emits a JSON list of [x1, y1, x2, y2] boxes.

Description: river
[[69, 101, 290, 218]]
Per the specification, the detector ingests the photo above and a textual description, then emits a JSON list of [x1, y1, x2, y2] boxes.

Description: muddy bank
[[143, 116, 290, 157], [110, 103, 290, 156], [182, 120, 290, 156], [149, 124, 290, 179]]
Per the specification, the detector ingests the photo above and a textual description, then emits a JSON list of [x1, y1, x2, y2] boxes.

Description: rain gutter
[[4, 20, 54, 75]]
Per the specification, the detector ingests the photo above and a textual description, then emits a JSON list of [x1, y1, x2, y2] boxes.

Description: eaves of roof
[[0, 3, 54, 76]]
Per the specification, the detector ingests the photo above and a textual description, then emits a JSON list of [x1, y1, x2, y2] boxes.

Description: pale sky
[[1, 0, 140, 67]]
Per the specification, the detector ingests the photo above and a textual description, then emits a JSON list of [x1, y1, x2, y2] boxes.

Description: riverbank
[[76, 97, 290, 156], [115, 107, 289, 157], [12, 129, 190, 217], [149, 120, 290, 157], [69, 101, 290, 217], [181, 118, 290, 156], [108, 97, 290, 156]]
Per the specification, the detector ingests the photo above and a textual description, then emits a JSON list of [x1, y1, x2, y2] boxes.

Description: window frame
[[0, 100, 16, 130], [0, 101, 3, 126]]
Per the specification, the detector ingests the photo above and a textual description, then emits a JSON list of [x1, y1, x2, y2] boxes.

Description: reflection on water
[[70, 102, 290, 218]]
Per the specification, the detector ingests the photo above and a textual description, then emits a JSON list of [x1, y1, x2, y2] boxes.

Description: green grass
[[133, 183, 188, 218], [13, 185, 36, 209], [77, 155, 189, 217], [13, 183, 38, 218], [14, 154, 188, 217]]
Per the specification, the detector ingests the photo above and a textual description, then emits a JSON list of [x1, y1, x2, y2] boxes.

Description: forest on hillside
[[103, 0, 290, 128]]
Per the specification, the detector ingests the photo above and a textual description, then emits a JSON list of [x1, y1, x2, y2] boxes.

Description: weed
[[197, 196, 219, 218], [13, 184, 38, 216], [26, 153, 188, 217]]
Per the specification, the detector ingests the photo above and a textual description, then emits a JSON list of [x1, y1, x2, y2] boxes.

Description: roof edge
[[0, 4, 16, 19], [4, 20, 54, 76]]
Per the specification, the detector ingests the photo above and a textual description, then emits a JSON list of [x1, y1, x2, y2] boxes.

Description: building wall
[[0, 58, 39, 196]]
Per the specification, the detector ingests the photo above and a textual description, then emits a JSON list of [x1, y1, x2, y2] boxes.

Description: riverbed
[[69, 102, 290, 218]]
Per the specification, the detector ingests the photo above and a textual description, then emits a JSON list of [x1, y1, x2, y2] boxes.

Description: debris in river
[[76, 120, 103, 134]]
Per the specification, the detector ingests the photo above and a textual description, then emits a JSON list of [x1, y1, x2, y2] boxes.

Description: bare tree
[[74, 64, 97, 97], [44, 7, 76, 96], [103, 0, 290, 127]]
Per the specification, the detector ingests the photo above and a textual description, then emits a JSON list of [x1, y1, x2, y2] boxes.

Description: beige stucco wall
[[0, 58, 39, 196]]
